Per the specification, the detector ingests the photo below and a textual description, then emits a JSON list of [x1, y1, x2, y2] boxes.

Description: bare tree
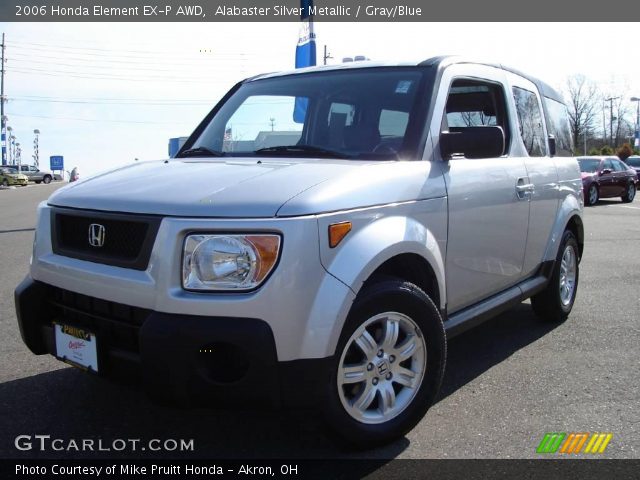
[[565, 75, 600, 149]]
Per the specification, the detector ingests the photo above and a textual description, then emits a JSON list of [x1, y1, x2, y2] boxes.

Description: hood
[[48, 158, 378, 217], [48, 158, 445, 218]]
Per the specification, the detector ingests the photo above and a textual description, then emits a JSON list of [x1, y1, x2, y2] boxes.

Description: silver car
[[14, 164, 55, 184], [15, 57, 583, 447]]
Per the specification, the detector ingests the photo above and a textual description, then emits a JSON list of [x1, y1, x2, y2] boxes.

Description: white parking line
[[605, 204, 640, 210]]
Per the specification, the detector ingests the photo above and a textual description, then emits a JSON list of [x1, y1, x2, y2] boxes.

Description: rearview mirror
[[601, 169, 612, 175], [440, 126, 505, 160]]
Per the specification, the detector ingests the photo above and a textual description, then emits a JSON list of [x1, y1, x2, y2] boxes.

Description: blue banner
[[293, 0, 316, 123]]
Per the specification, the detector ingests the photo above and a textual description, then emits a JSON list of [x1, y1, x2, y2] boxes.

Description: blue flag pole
[[293, 0, 316, 123]]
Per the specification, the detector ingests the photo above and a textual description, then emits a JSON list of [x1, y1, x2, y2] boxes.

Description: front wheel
[[1, 179, 8, 187], [531, 230, 579, 322], [323, 278, 446, 448], [621, 182, 636, 203], [42, 175, 52, 184]]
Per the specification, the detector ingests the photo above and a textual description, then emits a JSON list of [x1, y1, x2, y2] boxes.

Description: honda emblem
[[88, 223, 106, 248]]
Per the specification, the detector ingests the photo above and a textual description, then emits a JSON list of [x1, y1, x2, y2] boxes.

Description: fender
[[314, 200, 447, 355], [542, 190, 583, 263]]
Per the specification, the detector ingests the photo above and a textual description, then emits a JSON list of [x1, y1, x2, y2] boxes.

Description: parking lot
[[0, 183, 638, 459]]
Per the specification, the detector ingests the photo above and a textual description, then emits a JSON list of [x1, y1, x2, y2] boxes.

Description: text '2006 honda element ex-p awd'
[[16, 57, 583, 447]]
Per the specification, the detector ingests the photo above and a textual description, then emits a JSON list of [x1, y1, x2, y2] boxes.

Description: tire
[[621, 182, 636, 203], [323, 278, 446, 448], [42, 175, 52, 184], [2, 179, 8, 187], [585, 183, 599, 206], [35, 180, 41, 184], [531, 230, 579, 323]]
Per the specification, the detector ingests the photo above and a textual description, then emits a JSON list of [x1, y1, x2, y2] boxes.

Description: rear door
[[428, 64, 530, 313], [611, 159, 630, 194], [600, 159, 616, 196], [506, 73, 560, 277]]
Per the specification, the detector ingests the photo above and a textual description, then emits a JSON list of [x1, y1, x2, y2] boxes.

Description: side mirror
[[601, 169, 612, 175], [548, 134, 556, 157], [440, 126, 505, 160]]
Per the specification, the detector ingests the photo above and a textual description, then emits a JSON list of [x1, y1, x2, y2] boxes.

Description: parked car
[[625, 155, 640, 177], [15, 57, 584, 448], [578, 156, 638, 206], [14, 164, 55, 184], [0, 166, 28, 187]]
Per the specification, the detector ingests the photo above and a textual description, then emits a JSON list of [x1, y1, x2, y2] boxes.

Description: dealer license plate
[[54, 323, 99, 372]]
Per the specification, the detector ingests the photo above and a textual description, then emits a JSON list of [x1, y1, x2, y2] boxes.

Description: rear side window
[[512, 87, 546, 157], [612, 160, 626, 172], [545, 97, 574, 156]]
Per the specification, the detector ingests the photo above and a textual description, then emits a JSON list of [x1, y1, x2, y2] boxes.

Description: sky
[[1, 21, 639, 177]]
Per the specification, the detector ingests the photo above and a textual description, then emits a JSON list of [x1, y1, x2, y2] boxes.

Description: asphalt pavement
[[0, 183, 638, 459]]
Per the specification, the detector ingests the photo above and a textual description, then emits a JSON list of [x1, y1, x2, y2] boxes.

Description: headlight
[[182, 234, 281, 291]]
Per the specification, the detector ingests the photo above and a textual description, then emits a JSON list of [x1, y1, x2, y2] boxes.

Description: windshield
[[183, 68, 426, 160], [578, 158, 601, 173], [625, 157, 640, 167]]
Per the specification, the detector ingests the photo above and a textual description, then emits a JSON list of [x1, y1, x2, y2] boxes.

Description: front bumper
[[15, 276, 332, 408]]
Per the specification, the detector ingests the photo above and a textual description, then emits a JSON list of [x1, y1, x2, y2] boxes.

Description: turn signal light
[[329, 222, 352, 248]]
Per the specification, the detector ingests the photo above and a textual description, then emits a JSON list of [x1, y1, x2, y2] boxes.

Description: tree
[[600, 145, 614, 155], [565, 75, 600, 150], [617, 143, 633, 161]]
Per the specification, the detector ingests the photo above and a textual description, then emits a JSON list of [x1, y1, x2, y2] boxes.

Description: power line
[[9, 97, 213, 106], [7, 111, 195, 125], [13, 94, 213, 102], [7, 67, 235, 83], [7, 51, 241, 68], [6, 41, 258, 60]]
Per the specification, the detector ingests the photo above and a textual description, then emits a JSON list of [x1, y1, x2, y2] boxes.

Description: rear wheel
[[586, 184, 599, 206], [621, 182, 636, 203], [324, 278, 446, 448], [531, 230, 579, 322], [34, 180, 41, 184]]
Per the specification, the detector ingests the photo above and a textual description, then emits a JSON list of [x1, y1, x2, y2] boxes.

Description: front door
[[429, 64, 530, 313]]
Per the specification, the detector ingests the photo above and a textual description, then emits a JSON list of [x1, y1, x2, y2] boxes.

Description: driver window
[[442, 79, 510, 155]]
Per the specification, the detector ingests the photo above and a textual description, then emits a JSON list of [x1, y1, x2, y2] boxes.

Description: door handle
[[515, 178, 534, 200], [515, 183, 535, 192]]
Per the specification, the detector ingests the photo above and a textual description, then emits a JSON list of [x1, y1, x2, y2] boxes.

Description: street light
[[6, 125, 12, 165], [33, 129, 40, 168], [10, 134, 16, 165]]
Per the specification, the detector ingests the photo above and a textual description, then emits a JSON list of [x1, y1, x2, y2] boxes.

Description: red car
[[578, 156, 638, 206]]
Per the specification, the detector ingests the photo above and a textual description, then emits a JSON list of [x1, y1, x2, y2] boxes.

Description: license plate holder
[[54, 322, 99, 373]]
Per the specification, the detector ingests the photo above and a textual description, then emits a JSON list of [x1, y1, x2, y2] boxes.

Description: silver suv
[[15, 57, 583, 447], [15, 164, 54, 184]]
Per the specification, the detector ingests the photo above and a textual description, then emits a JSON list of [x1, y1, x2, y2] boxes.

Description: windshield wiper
[[179, 146, 224, 157], [254, 145, 351, 159]]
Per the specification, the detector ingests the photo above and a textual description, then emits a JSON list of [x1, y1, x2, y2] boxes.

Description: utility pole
[[269, 117, 275, 131], [605, 96, 619, 148], [323, 45, 333, 65], [1, 33, 6, 166]]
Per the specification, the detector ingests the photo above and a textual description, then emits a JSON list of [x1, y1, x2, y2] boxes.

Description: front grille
[[51, 208, 161, 270], [48, 286, 151, 355]]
